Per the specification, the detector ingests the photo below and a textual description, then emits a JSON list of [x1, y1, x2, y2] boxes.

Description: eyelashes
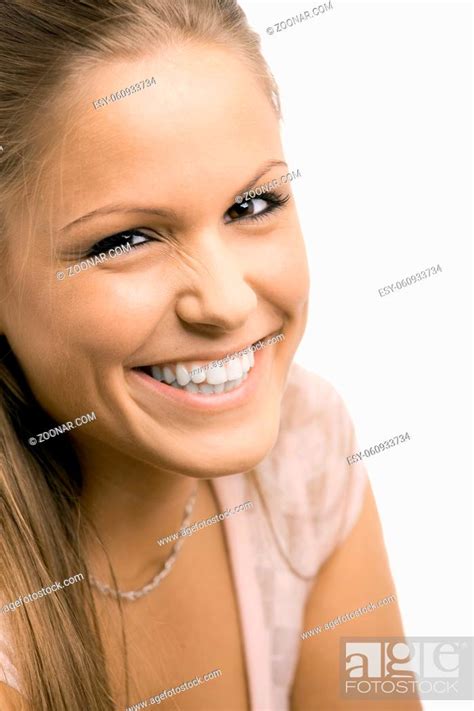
[[83, 191, 291, 258], [85, 229, 155, 258], [224, 192, 290, 223]]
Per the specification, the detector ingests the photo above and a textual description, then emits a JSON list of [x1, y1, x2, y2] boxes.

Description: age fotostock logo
[[340, 637, 473, 700]]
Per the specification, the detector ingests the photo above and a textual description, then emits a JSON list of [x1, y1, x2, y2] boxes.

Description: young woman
[[0, 1, 420, 709]]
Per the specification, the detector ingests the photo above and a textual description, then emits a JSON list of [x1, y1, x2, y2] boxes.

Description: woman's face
[[0, 45, 309, 479]]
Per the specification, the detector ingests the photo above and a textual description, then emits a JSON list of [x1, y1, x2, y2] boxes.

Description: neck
[[78, 442, 200, 590]]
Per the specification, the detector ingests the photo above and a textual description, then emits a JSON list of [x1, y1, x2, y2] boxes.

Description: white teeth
[[163, 366, 175, 384], [176, 363, 191, 386], [190, 364, 206, 384], [224, 376, 245, 392], [226, 357, 242, 381], [241, 353, 250, 374], [151, 365, 162, 381], [147, 340, 259, 393], [206, 363, 227, 385]]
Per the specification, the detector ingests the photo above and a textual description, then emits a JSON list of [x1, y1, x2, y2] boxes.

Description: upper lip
[[129, 329, 281, 369]]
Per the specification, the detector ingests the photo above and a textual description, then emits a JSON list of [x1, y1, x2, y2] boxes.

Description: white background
[[240, 2, 473, 709]]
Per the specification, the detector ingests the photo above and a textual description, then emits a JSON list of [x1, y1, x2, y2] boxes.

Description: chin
[[148, 408, 281, 479]]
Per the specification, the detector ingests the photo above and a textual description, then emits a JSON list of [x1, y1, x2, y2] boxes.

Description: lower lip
[[128, 346, 268, 412]]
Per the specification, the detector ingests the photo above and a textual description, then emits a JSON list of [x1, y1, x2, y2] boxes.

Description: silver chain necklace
[[89, 486, 198, 602]]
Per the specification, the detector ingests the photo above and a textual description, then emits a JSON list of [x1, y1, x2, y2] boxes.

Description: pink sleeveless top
[[0, 364, 368, 709]]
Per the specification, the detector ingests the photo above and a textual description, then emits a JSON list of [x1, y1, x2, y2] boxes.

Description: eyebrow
[[237, 159, 288, 198], [59, 158, 288, 233], [59, 205, 178, 233]]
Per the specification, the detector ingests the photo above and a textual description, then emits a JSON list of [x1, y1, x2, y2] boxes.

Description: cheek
[[246, 223, 309, 313], [59, 274, 170, 357], [5, 269, 168, 395]]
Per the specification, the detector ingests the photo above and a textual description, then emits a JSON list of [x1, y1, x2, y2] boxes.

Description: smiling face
[[0, 44, 310, 480]]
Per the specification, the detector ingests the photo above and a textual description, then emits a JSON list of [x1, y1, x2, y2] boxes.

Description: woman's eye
[[225, 198, 269, 222], [86, 229, 155, 257], [224, 193, 290, 224]]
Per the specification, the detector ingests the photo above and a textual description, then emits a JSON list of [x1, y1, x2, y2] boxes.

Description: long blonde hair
[[0, 2, 279, 708]]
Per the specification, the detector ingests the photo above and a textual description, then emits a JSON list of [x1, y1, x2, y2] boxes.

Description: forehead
[[36, 44, 280, 225]]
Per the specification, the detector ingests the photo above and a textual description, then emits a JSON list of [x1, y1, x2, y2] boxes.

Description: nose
[[175, 237, 257, 332]]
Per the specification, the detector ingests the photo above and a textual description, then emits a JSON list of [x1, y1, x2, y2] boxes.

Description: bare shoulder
[[291, 483, 422, 710]]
